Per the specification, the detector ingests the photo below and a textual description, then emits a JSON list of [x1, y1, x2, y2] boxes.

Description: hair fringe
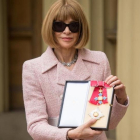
[[62, 0, 66, 5]]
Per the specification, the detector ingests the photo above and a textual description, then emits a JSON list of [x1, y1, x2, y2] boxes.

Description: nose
[[63, 26, 71, 34]]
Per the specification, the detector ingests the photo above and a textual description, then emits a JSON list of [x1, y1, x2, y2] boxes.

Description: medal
[[89, 107, 104, 119], [94, 87, 108, 105], [89, 81, 110, 105]]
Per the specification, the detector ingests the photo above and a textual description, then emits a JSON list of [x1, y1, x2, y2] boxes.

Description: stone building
[[0, 0, 139, 140]]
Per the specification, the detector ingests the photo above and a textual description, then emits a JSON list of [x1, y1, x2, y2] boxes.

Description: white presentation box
[[58, 81, 114, 130]]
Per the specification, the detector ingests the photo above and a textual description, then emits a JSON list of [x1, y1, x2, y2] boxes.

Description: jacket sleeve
[[109, 95, 129, 129], [22, 60, 69, 140], [102, 53, 129, 129]]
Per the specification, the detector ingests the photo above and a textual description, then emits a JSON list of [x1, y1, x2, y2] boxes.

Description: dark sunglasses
[[52, 21, 80, 33]]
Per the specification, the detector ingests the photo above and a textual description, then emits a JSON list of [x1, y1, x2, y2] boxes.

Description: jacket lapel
[[41, 47, 58, 73], [56, 58, 91, 85], [56, 49, 91, 85], [41, 47, 100, 86]]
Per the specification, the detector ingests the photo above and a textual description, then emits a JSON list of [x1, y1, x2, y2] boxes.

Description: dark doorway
[[7, 0, 42, 110]]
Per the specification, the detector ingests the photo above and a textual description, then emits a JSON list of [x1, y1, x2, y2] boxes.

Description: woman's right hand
[[67, 119, 102, 139]]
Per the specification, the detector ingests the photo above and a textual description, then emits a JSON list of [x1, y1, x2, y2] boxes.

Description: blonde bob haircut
[[42, 0, 89, 49]]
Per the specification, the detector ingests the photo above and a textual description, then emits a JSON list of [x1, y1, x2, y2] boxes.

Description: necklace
[[60, 50, 78, 67]]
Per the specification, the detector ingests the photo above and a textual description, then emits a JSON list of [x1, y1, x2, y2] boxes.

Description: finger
[[94, 130, 102, 135], [105, 75, 113, 83], [106, 76, 119, 85], [110, 79, 122, 87], [114, 84, 125, 90], [84, 119, 97, 128], [88, 130, 102, 138]]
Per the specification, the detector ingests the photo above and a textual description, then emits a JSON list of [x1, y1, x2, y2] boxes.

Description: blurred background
[[0, 0, 140, 140]]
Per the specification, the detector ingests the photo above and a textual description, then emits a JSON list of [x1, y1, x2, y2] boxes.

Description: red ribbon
[[89, 81, 110, 105]]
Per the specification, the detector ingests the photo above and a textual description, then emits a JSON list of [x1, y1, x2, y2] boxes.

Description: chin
[[59, 43, 76, 49]]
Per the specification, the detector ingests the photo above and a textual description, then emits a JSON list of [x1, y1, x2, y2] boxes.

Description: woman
[[22, 0, 128, 139]]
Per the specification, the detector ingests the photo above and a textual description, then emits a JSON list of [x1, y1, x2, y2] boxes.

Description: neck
[[54, 48, 77, 63]]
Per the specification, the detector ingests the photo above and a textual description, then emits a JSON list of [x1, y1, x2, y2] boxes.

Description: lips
[[61, 37, 73, 41]]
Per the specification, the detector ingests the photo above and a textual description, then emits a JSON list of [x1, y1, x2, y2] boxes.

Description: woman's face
[[54, 18, 79, 50]]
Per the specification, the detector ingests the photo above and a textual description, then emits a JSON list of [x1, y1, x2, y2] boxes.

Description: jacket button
[[60, 94, 63, 100]]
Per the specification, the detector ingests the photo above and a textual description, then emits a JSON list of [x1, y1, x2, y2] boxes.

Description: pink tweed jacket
[[22, 46, 128, 140]]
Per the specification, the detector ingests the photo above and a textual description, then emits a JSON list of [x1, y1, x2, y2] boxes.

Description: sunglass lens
[[53, 21, 80, 32], [69, 22, 79, 33], [53, 22, 65, 32]]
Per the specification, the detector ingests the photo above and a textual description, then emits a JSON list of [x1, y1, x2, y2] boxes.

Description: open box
[[58, 81, 114, 130]]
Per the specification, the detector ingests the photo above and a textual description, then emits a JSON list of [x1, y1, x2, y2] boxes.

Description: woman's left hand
[[105, 75, 127, 105]]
